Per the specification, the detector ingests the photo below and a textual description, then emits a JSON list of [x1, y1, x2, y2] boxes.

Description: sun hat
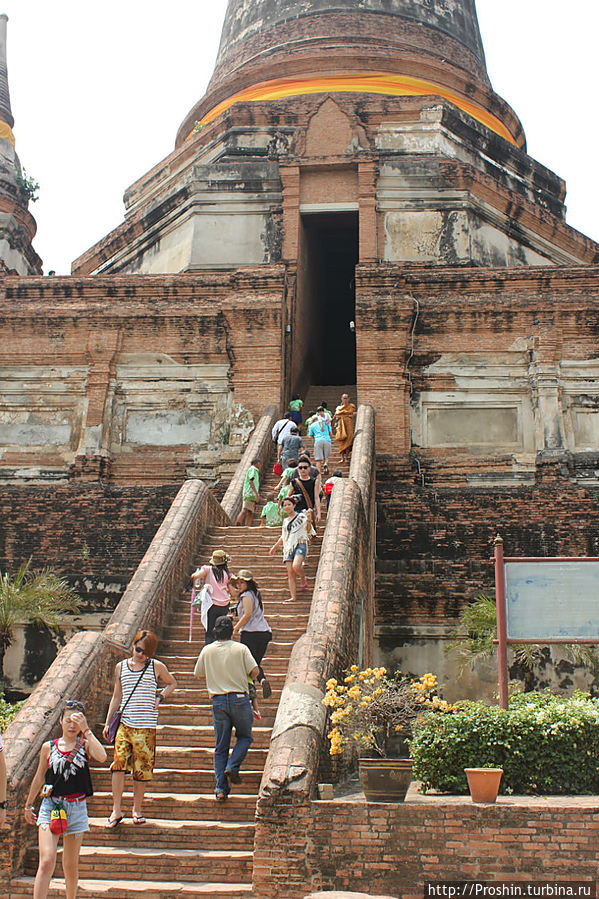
[[209, 549, 230, 566], [230, 569, 253, 587]]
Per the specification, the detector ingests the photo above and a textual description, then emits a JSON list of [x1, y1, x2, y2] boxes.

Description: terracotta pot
[[464, 767, 503, 803], [358, 758, 413, 802]]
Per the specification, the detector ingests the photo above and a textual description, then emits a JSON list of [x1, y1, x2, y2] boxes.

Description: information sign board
[[505, 560, 599, 641]]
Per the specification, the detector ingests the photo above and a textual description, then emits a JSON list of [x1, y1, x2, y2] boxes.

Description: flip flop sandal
[[105, 815, 124, 829], [132, 814, 146, 825], [282, 597, 294, 603], [215, 792, 228, 802]]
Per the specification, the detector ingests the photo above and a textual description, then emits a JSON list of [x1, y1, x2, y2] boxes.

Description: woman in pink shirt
[[192, 550, 232, 644]]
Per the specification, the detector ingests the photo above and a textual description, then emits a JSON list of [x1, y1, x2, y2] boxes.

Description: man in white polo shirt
[[194, 616, 259, 801], [271, 412, 294, 446]]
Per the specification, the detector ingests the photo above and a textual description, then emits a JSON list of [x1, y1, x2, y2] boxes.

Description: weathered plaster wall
[[0, 270, 285, 485], [75, 98, 597, 278], [357, 264, 599, 458]]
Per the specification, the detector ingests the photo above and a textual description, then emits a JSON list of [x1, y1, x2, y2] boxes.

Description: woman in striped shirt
[[102, 629, 176, 827]]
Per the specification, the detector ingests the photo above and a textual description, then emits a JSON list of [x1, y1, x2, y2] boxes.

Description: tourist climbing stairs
[[10, 395, 353, 897]]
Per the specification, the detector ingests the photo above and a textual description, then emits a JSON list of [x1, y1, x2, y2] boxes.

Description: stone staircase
[[10, 409, 352, 898]]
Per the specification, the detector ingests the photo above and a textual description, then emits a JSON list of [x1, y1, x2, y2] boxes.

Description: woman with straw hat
[[192, 549, 232, 644], [229, 570, 273, 700]]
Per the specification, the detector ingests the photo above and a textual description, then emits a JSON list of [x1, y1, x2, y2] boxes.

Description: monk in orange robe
[[333, 394, 356, 463]]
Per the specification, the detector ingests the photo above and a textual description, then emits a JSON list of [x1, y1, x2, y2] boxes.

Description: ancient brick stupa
[[75, 0, 596, 281], [0, 14, 41, 275]]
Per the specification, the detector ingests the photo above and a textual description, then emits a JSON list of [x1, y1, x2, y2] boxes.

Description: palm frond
[[445, 593, 497, 671]]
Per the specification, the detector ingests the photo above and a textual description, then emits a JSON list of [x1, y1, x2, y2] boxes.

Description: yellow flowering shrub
[[322, 668, 452, 757]]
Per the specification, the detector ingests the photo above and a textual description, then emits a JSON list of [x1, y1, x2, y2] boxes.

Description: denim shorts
[[284, 542, 308, 563], [37, 796, 89, 835]]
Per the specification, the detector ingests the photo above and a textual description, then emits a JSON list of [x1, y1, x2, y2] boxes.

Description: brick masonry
[[0, 271, 286, 485], [375, 457, 599, 627], [0, 484, 179, 610], [304, 794, 599, 897]]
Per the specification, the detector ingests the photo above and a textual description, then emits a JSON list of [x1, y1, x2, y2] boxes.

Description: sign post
[[494, 535, 509, 710]]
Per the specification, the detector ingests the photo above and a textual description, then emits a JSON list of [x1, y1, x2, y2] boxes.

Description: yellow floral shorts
[[110, 723, 156, 782]]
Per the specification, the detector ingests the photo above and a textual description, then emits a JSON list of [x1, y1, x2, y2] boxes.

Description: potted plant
[[464, 765, 503, 803], [322, 667, 451, 802]]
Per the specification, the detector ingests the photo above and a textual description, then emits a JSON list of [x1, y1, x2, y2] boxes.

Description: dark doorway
[[299, 211, 358, 385]]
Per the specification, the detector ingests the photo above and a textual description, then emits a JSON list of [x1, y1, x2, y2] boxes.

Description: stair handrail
[[221, 404, 280, 523], [254, 404, 376, 893]]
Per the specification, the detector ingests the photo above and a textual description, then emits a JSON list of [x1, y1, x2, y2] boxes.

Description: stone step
[[161, 640, 299, 658], [89, 791, 258, 821], [152, 712, 277, 729], [91, 768, 264, 792], [168, 611, 310, 624], [9, 877, 253, 899], [162, 624, 306, 639], [152, 715, 277, 732], [84, 817, 255, 849], [24, 845, 253, 882], [154, 671, 288, 688], [160, 643, 296, 665], [141, 745, 269, 768]]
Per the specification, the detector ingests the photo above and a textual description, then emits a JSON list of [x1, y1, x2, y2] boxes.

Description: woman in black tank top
[[24, 700, 107, 899]]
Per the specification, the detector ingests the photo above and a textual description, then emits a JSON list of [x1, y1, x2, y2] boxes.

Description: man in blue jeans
[[194, 616, 259, 800]]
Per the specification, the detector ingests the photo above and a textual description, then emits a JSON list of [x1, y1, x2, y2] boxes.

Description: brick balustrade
[[253, 404, 377, 898]]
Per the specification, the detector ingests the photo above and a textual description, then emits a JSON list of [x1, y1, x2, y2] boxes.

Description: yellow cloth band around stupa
[[0, 120, 15, 146], [189, 72, 517, 146]]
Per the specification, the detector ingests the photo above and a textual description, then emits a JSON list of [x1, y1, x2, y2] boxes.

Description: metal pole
[[494, 535, 509, 709]]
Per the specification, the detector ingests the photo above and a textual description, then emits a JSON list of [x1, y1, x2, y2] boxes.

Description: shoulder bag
[[295, 479, 317, 541], [107, 661, 150, 744]]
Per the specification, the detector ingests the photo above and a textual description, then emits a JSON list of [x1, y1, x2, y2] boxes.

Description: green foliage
[[446, 593, 498, 668], [15, 167, 39, 203], [217, 423, 231, 445], [0, 560, 80, 658], [0, 694, 25, 730], [411, 691, 599, 795]]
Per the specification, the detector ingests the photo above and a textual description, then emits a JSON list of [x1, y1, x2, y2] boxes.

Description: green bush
[[0, 694, 24, 731], [411, 691, 599, 795]]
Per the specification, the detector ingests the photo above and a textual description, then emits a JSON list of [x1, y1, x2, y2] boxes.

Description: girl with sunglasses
[[102, 630, 176, 827], [24, 699, 107, 899]]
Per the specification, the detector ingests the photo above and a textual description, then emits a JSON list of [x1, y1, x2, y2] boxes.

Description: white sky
[[2, 0, 597, 274]]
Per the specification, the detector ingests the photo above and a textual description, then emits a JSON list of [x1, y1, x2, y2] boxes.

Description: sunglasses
[[298, 465, 309, 470], [133, 645, 146, 655], [65, 700, 86, 711]]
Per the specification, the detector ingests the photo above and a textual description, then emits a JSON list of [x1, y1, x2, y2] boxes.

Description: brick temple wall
[[375, 458, 599, 628], [357, 264, 599, 457], [0, 270, 285, 486]]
